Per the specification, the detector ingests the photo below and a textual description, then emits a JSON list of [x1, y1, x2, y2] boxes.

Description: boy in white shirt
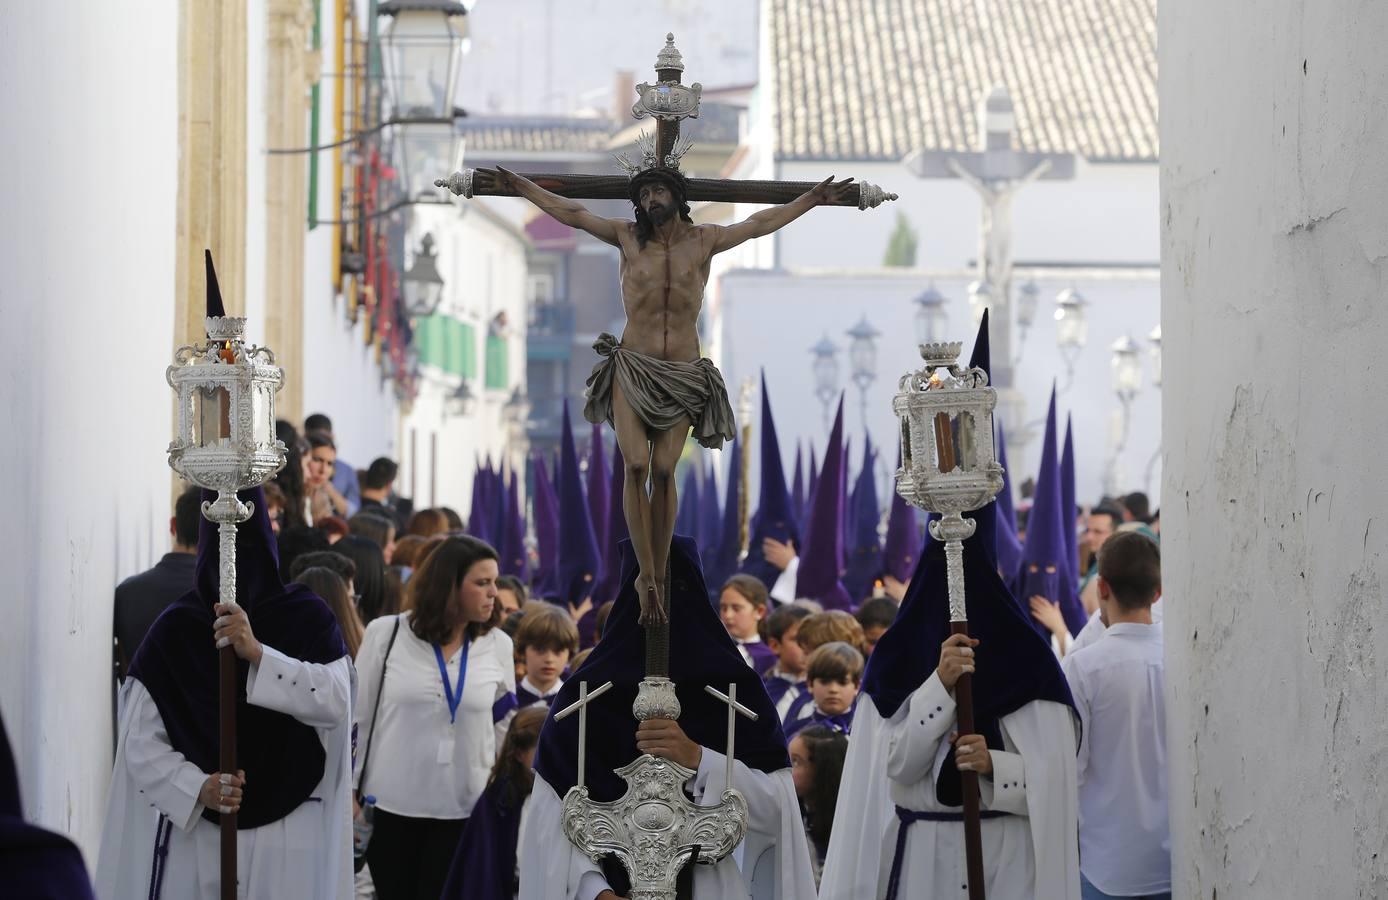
[[1062, 530, 1170, 900]]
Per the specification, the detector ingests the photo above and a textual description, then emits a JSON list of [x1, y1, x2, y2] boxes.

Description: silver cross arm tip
[[555, 680, 615, 720], [434, 169, 476, 198], [703, 684, 759, 721], [857, 181, 899, 210]]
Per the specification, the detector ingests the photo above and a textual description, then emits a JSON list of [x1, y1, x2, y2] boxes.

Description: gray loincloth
[[583, 332, 737, 449]]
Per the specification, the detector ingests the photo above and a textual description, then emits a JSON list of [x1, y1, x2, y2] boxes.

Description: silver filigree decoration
[[615, 132, 695, 177], [632, 677, 681, 721], [434, 169, 475, 198], [561, 755, 749, 900]]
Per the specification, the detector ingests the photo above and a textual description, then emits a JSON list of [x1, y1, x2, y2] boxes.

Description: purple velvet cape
[[440, 773, 527, 900], [535, 536, 789, 804], [127, 486, 348, 828], [0, 711, 96, 899]]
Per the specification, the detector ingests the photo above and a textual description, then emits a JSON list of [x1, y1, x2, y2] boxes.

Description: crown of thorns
[[614, 130, 694, 177]]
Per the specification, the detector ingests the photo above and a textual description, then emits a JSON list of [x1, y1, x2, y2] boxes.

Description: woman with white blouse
[[353, 535, 516, 899]]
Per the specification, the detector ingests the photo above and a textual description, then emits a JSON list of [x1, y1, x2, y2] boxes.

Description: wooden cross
[[435, 33, 899, 212]]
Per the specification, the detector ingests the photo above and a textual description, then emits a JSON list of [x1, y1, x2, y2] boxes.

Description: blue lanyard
[[433, 639, 470, 724]]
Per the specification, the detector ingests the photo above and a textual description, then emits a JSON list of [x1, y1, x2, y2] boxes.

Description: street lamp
[[1054, 286, 1088, 391], [914, 283, 948, 346], [1013, 279, 1040, 362], [847, 316, 881, 430], [402, 233, 445, 318], [1105, 335, 1142, 495], [809, 334, 840, 430], [967, 279, 992, 330], [378, 0, 472, 119], [446, 378, 476, 417], [396, 118, 460, 202]]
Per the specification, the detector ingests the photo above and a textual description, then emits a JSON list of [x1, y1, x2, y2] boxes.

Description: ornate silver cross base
[[556, 679, 758, 900]]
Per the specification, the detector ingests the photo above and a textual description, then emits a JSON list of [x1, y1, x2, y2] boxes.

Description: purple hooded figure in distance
[[741, 373, 801, 592], [795, 396, 851, 611], [881, 443, 918, 585], [558, 401, 602, 609], [1016, 387, 1087, 637], [843, 433, 884, 605], [994, 419, 1025, 589], [1060, 413, 1079, 584], [531, 450, 561, 600], [587, 422, 611, 552]]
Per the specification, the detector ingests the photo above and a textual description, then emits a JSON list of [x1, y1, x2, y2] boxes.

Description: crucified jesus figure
[[493, 163, 853, 625]]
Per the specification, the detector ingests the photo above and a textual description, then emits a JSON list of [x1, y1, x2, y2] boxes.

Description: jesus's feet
[[635, 571, 667, 626]]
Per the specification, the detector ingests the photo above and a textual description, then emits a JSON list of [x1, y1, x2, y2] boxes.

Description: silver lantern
[[167, 314, 287, 605], [892, 340, 1004, 619]]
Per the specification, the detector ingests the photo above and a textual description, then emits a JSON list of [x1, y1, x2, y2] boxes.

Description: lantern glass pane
[[850, 340, 875, 377], [900, 418, 913, 471], [957, 411, 978, 471], [397, 120, 456, 201], [252, 385, 273, 444], [383, 12, 462, 118], [813, 355, 838, 392], [195, 386, 232, 448]]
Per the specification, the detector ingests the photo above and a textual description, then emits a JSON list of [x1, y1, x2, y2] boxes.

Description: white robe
[[96, 646, 355, 900], [819, 672, 1080, 900], [519, 748, 818, 900]]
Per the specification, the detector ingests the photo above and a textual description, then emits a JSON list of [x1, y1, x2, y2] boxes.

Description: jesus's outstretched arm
[[487, 166, 627, 247], [709, 176, 856, 253]]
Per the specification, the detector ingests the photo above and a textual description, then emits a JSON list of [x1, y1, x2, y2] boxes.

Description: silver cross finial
[[555, 680, 615, 790], [703, 683, 759, 791]]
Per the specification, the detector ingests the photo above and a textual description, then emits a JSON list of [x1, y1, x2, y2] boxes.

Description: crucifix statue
[[437, 33, 897, 634]]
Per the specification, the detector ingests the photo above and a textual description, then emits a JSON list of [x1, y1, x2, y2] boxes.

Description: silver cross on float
[[554, 680, 759, 900]]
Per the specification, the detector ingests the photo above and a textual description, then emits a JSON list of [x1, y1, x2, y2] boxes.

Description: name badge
[[437, 737, 455, 766]]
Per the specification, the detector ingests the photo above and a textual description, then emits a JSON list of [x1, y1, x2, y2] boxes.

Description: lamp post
[[810, 334, 841, 431], [446, 378, 476, 418], [1105, 335, 1142, 496], [1013, 279, 1040, 362], [166, 293, 286, 900], [402, 233, 445, 318], [893, 339, 1004, 900], [1054, 286, 1088, 392], [967, 280, 992, 331], [847, 316, 881, 432], [914, 283, 948, 346]]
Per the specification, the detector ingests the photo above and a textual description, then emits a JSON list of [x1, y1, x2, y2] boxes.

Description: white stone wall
[[0, 0, 180, 861], [1162, 1, 1388, 896]]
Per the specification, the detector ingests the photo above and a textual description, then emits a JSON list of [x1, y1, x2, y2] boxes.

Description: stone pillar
[[263, 0, 317, 425], [1161, 1, 1388, 896], [175, 0, 248, 339]]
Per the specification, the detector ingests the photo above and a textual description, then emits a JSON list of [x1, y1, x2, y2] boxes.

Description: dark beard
[[647, 203, 674, 226]]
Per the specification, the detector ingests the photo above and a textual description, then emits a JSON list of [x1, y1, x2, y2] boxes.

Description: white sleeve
[[518, 775, 607, 900], [770, 555, 800, 604], [120, 684, 208, 833], [245, 646, 352, 728], [1061, 653, 1092, 784], [886, 671, 956, 784]]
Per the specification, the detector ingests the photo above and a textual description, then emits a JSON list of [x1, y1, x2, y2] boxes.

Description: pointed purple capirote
[[791, 443, 806, 529], [204, 249, 226, 318], [675, 465, 701, 541], [559, 401, 602, 606], [841, 437, 854, 542], [795, 396, 851, 610], [499, 469, 529, 580], [590, 443, 629, 609], [804, 441, 820, 534], [706, 439, 742, 595], [881, 443, 918, 583], [587, 423, 610, 552], [741, 373, 800, 591], [488, 461, 507, 548], [1061, 413, 1078, 580], [843, 433, 884, 605], [698, 456, 723, 563], [994, 420, 1025, 587], [1017, 386, 1086, 635], [468, 459, 489, 543], [532, 451, 560, 599]]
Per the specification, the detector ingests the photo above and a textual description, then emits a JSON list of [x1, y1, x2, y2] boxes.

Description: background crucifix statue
[[439, 33, 897, 640]]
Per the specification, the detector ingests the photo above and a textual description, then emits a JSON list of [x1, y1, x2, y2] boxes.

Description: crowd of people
[[93, 359, 1168, 900]]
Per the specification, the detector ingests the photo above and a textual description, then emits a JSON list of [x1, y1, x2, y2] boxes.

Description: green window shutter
[[485, 335, 508, 389], [459, 321, 478, 379], [415, 315, 448, 370]]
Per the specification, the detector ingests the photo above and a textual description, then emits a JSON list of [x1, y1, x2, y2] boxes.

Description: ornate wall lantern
[[402, 233, 445, 318], [378, 0, 471, 119]]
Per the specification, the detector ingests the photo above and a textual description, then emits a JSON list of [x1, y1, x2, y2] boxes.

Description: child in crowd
[[1062, 531, 1169, 900], [440, 707, 548, 899], [789, 724, 850, 885], [796, 609, 871, 660], [764, 604, 813, 720], [784, 641, 864, 739], [720, 574, 777, 675], [854, 596, 899, 656], [495, 575, 527, 616], [512, 607, 577, 710]]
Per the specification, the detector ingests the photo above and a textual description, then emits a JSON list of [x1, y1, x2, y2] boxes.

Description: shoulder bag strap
[[357, 615, 402, 799]]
